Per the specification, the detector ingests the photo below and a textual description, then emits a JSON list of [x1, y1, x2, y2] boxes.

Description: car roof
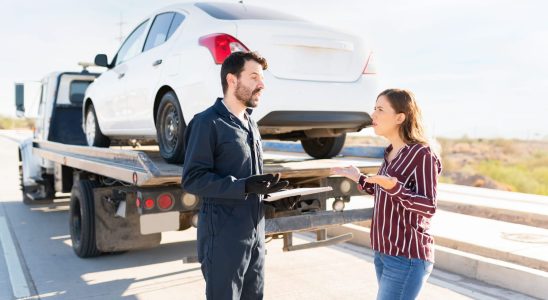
[[152, 2, 196, 14]]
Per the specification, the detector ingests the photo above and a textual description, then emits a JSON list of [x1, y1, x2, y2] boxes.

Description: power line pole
[[116, 12, 126, 43]]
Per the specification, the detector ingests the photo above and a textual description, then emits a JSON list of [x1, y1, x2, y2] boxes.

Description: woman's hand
[[365, 175, 398, 190], [330, 165, 361, 182]]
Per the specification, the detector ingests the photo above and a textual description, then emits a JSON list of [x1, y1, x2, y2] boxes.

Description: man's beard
[[235, 82, 261, 108]]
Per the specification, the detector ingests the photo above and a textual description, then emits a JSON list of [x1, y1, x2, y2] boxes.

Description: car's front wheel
[[301, 133, 346, 159], [156, 91, 186, 163], [85, 104, 110, 147]]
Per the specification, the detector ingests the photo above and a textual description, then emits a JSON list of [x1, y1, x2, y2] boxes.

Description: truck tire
[[85, 104, 110, 148], [156, 91, 186, 163], [301, 133, 346, 159], [70, 180, 101, 258]]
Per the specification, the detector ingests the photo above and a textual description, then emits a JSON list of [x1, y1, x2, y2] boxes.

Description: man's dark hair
[[221, 51, 268, 94]]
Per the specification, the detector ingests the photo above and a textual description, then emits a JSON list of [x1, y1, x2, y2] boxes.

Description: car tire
[[301, 133, 346, 159], [85, 104, 110, 147], [70, 179, 101, 258], [156, 91, 186, 164]]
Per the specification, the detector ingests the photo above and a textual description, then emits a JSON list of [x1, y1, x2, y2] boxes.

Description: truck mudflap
[[94, 187, 161, 252], [266, 208, 373, 251]]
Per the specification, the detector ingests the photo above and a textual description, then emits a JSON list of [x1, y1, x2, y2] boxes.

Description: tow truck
[[15, 64, 381, 258]]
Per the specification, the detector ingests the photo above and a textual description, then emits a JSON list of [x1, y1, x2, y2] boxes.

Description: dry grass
[[431, 138, 547, 195], [0, 116, 34, 130], [346, 135, 548, 196]]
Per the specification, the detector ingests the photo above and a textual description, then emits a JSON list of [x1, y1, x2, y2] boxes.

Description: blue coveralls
[[182, 98, 265, 300]]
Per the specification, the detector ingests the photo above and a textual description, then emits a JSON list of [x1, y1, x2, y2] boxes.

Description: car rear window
[[195, 2, 302, 21]]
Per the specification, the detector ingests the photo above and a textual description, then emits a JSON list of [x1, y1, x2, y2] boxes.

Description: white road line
[[0, 216, 31, 298]]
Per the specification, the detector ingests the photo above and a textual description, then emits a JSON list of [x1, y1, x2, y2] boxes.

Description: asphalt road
[[0, 134, 530, 300]]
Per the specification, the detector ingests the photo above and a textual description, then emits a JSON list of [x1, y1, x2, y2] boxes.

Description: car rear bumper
[[258, 110, 371, 129]]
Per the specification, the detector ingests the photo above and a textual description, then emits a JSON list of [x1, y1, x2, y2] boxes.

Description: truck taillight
[[199, 33, 249, 64], [362, 52, 377, 75], [157, 193, 174, 210], [145, 198, 155, 209]]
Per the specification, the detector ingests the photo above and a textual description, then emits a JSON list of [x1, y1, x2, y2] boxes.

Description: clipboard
[[264, 186, 333, 202]]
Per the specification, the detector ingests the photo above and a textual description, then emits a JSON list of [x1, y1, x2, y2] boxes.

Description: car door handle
[[152, 59, 163, 66], [118, 73, 125, 79]]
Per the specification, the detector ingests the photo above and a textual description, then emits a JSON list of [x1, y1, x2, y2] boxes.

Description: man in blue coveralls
[[182, 51, 289, 300]]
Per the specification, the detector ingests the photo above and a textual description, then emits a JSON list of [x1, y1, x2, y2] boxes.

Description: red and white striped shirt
[[358, 143, 442, 262]]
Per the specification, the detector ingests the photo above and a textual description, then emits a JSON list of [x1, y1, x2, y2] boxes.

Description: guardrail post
[[283, 232, 293, 251]]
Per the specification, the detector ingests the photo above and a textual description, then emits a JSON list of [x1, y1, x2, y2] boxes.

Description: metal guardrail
[[262, 141, 385, 158]]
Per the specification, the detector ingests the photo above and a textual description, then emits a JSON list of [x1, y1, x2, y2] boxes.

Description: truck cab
[[15, 69, 98, 203]]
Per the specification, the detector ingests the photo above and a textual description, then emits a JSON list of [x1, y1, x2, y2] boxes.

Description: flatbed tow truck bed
[[30, 140, 382, 253], [32, 140, 381, 186]]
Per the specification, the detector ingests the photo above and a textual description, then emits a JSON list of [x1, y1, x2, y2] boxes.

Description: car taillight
[[362, 52, 377, 75], [199, 33, 249, 64], [157, 193, 174, 210], [145, 198, 155, 209]]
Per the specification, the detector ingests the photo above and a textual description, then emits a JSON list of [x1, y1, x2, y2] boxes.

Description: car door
[[120, 12, 185, 134], [99, 19, 149, 132]]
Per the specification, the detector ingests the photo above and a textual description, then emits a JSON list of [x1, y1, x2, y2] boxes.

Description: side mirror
[[15, 83, 25, 117], [94, 54, 109, 68], [14, 82, 41, 118]]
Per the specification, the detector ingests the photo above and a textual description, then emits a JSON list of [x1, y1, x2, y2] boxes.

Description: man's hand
[[245, 173, 289, 195]]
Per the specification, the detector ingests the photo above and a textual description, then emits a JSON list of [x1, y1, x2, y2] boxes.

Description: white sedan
[[83, 2, 378, 163]]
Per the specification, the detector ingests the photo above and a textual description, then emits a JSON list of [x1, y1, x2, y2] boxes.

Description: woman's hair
[[377, 89, 428, 145]]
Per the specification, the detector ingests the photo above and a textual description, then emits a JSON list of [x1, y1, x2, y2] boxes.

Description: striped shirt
[[358, 143, 442, 262]]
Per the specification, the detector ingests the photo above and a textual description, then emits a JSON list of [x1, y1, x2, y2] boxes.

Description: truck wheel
[[301, 133, 346, 159], [156, 91, 186, 163], [85, 104, 110, 147], [70, 180, 101, 258]]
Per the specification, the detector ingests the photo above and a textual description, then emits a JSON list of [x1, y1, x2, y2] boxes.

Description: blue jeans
[[374, 251, 433, 300]]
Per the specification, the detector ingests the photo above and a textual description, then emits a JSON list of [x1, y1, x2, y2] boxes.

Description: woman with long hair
[[331, 89, 442, 299]]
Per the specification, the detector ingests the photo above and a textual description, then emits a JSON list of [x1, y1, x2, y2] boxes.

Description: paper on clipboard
[[264, 186, 333, 202]]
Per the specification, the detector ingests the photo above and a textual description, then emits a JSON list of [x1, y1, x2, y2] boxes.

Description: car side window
[[143, 13, 174, 52], [167, 13, 185, 39], [116, 20, 149, 65]]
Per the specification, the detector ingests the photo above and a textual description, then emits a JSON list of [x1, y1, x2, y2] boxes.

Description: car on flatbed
[[84, 2, 378, 163]]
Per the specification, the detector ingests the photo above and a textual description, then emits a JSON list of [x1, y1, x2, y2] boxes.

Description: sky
[[1, 0, 547, 140]]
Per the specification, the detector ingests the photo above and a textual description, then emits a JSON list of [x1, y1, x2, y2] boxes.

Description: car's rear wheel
[[85, 104, 110, 147], [301, 133, 346, 159], [156, 91, 186, 163]]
